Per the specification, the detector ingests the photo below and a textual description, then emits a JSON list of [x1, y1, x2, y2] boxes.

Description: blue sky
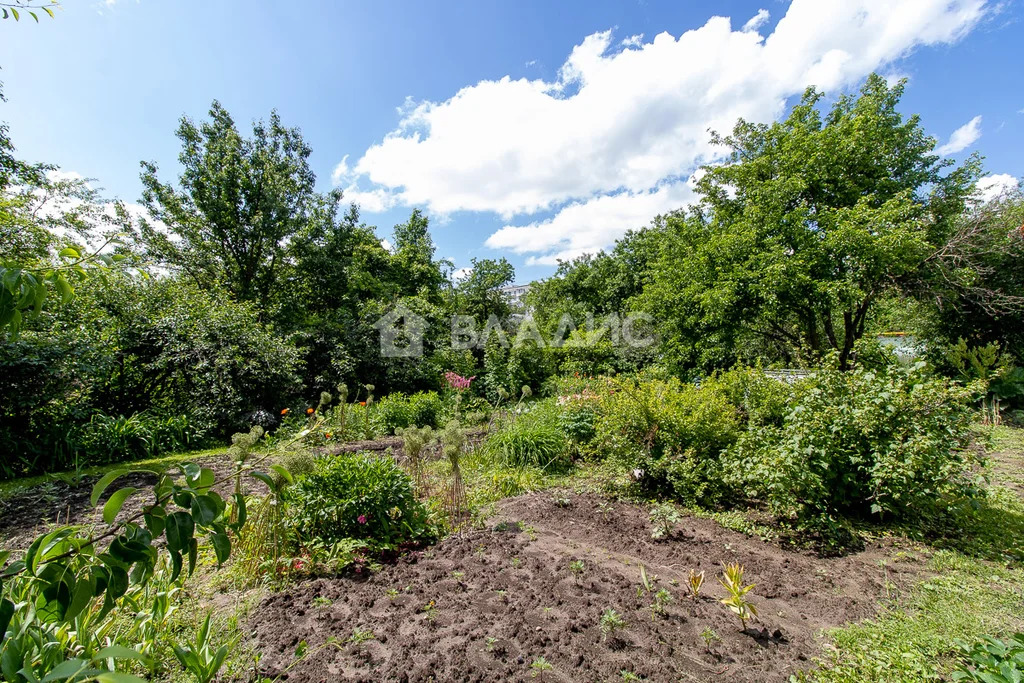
[[1, 0, 1021, 284]]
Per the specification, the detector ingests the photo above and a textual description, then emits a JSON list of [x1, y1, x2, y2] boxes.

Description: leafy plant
[[441, 420, 469, 528], [649, 502, 681, 540], [687, 569, 705, 601], [290, 452, 434, 550], [700, 627, 720, 653], [487, 405, 569, 471], [600, 608, 627, 642], [530, 656, 553, 679], [569, 560, 585, 584], [173, 612, 234, 683], [719, 562, 758, 630], [650, 588, 672, 619], [952, 633, 1024, 682]]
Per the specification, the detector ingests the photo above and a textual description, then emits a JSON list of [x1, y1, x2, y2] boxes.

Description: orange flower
[[280, 408, 289, 415], [306, 407, 315, 415], [325, 432, 333, 440], [359, 401, 367, 407]]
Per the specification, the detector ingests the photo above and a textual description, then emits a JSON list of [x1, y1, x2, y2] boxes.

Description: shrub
[[724, 362, 982, 526], [372, 393, 413, 435], [408, 390, 443, 428], [953, 633, 1024, 682], [703, 366, 794, 428], [593, 377, 740, 504], [290, 452, 434, 550]]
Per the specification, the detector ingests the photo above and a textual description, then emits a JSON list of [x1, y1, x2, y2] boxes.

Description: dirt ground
[[247, 492, 922, 683]]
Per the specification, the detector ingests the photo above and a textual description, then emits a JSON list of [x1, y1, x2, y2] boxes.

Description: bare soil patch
[[246, 492, 923, 682]]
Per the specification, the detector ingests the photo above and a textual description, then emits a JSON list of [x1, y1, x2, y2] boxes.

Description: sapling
[[719, 562, 758, 630], [700, 627, 720, 654]]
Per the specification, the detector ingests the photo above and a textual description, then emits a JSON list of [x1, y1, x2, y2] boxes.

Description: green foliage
[[372, 393, 414, 435], [172, 613, 233, 683], [290, 453, 434, 550], [594, 377, 740, 504], [953, 633, 1024, 682], [486, 402, 569, 471], [725, 362, 982, 528], [76, 412, 195, 465], [407, 391, 443, 429], [718, 562, 758, 630], [648, 503, 681, 540], [599, 608, 626, 642]]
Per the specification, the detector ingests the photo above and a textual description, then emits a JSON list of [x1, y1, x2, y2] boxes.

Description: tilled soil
[[247, 492, 921, 682]]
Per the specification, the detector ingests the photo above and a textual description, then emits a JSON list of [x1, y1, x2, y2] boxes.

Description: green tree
[[137, 101, 316, 315], [454, 257, 515, 322], [641, 74, 979, 373]]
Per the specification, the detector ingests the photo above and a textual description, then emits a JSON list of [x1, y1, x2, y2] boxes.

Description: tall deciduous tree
[[642, 74, 979, 373], [137, 101, 316, 315]]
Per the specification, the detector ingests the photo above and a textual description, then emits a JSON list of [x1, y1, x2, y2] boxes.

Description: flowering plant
[[443, 371, 476, 391]]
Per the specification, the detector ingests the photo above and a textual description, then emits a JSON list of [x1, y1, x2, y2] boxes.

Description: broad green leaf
[[102, 487, 137, 524], [211, 532, 230, 567], [165, 512, 194, 552], [91, 469, 129, 507], [0, 598, 13, 647], [93, 645, 149, 662]]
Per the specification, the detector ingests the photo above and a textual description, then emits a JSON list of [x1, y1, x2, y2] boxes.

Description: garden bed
[[247, 492, 923, 682]]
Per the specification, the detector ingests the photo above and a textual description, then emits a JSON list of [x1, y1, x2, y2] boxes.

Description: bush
[[77, 412, 196, 464], [954, 633, 1024, 682], [703, 366, 794, 428], [593, 377, 740, 504], [724, 362, 982, 526], [290, 452, 434, 550], [487, 401, 569, 471], [372, 393, 413, 435], [407, 390, 443, 428]]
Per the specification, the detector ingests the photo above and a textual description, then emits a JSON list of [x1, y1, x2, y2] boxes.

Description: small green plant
[[637, 564, 657, 597], [484, 636, 499, 652], [596, 500, 614, 521], [700, 627, 720, 653], [511, 556, 522, 568], [386, 588, 399, 601], [173, 613, 234, 683], [649, 502, 681, 540], [569, 559, 585, 584], [953, 633, 1024, 682], [719, 562, 758, 630], [397, 424, 434, 492], [311, 596, 333, 608], [421, 600, 437, 620], [530, 656, 553, 679], [620, 671, 642, 681], [688, 569, 705, 600], [348, 628, 375, 645], [650, 588, 673, 619], [441, 419, 469, 528], [600, 608, 627, 642], [552, 494, 571, 508]]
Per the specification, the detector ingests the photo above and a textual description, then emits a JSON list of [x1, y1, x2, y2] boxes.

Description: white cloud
[[451, 266, 472, 281], [937, 114, 983, 155], [974, 173, 1018, 202], [486, 181, 695, 266], [742, 9, 771, 32], [621, 33, 644, 47], [339, 0, 989, 263], [380, 238, 394, 252]]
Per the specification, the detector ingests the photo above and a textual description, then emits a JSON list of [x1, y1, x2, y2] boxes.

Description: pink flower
[[443, 371, 476, 391], [357, 514, 367, 524]]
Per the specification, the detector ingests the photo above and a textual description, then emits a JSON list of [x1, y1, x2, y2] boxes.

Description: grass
[[0, 446, 227, 501]]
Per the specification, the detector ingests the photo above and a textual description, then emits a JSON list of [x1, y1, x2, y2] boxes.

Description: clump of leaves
[[552, 495, 571, 508], [173, 613, 235, 683], [952, 633, 1024, 682], [650, 588, 673, 619], [569, 559, 585, 584], [688, 569, 705, 600], [700, 627, 720, 653], [530, 656, 553, 679], [600, 608, 627, 642], [348, 628, 375, 645], [620, 671, 642, 681], [719, 562, 757, 630], [596, 500, 614, 521], [649, 502, 681, 540]]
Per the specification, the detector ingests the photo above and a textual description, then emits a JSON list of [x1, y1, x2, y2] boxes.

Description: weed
[[173, 613, 235, 683], [649, 502, 681, 540], [348, 628, 375, 645], [311, 596, 333, 608], [700, 627, 720, 653], [531, 656, 553, 679], [569, 559, 585, 584], [651, 588, 673, 619], [552, 494, 571, 508], [596, 500, 614, 521], [600, 608, 627, 642], [620, 671, 642, 681], [386, 588, 399, 601]]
